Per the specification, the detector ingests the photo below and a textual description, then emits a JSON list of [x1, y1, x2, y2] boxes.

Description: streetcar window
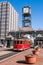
[[17, 41, 19, 44], [20, 41, 22, 44]]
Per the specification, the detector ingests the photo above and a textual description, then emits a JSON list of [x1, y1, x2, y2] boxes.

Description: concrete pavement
[[0, 48, 43, 65]]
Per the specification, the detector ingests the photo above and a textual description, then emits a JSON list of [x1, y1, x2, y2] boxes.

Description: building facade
[[0, 2, 18, 40]]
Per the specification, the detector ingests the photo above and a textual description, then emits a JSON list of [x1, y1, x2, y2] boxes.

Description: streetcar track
[[0, 52, 16, 61], [0, 48, 30, 62], [0, 49, 21, 61]]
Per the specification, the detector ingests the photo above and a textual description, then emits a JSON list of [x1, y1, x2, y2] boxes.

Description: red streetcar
[[13, 39, 30, 51]]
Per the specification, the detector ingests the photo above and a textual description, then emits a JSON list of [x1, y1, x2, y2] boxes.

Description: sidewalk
[[0, 47, 12, 51], [0, 49, 43, 65]]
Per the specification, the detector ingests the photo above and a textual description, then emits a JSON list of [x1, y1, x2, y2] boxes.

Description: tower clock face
[[23, 7, 29, 13]]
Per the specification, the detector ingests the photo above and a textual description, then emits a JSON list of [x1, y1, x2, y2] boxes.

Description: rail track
[[0, 49, 21, 61]]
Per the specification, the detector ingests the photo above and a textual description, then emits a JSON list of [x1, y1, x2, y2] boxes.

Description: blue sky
[[0, 0, 43, 30]]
